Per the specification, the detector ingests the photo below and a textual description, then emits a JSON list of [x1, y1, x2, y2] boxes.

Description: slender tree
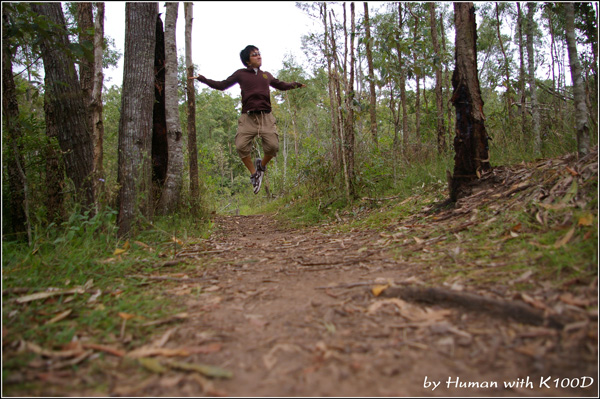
[[363, 2, 377, 146], [185, 2, 199, 207], [517, 3, 527, 138], [450, 2, 491, 202], [494, 2, 513, 124], [117, 2, 158, 237], [429, 2, 445, 153], [91, 3, 105, 196], [157, 2, 184, 213], [322, 2, 341, 169], [525, 2, 541, 155], [395, 2, 409, 153], [564, 3, 591, 156]]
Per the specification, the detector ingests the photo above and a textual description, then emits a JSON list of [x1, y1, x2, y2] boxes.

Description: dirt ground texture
[[3, 150, 598, 397]]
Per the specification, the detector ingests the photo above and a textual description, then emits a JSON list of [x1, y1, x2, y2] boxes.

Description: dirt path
[[107, 213, 596, 397]]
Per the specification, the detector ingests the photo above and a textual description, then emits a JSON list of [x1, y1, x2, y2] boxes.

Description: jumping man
[[189, 45, 306, 194]]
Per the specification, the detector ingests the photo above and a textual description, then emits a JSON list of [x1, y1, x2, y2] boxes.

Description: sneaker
[[250, 171, 263, 194], [255, 158, 266, 173]]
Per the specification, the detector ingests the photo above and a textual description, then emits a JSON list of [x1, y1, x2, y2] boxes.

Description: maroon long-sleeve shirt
[[197, 67, 302, 113]]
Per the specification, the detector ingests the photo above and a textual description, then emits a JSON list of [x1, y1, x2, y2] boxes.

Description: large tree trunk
[[564, 3, 591, 157], [429, 2, 445, 154], [77, 3, 94, 131], [363, 2, 377, 147], [117, 2, 158, 237], [525, 2, 541, 156], [450, 2, 491, 202], [157, 2, 184, 214], [2, 7, 29, 241], [30, 2, 95, 210], [185, 2, 199, 207]]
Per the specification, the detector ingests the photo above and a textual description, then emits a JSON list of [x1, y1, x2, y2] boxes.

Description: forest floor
[[3, 149, 598, 397]]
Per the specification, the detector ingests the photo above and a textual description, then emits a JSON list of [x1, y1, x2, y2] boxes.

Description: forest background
[[1, 1, 598, 364]]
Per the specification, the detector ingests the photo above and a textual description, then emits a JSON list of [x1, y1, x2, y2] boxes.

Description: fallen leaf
[[371, 284, 389, 297], [172, 236, 183, 246], [15, 289, 84, 304], [553, 227, 576, 248], [127, 347, 190, 358], [81, 343, 125, 357], [138, 357, 167, 373], [559, 293, 590, 307], [113, 241, 130, 256], [45, 309, 72, 325], [166, 360, 233, 379], [118, 312, 137, 320], [578, 213, 594, 227]]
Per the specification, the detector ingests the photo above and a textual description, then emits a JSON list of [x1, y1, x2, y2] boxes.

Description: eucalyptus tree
[[117, 2, 158, 237]]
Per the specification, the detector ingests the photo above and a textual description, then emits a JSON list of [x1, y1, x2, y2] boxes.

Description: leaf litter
[[3, 149, 597, 396]]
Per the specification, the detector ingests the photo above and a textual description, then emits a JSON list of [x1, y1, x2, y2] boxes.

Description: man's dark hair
[[240, 45, 258, 67]]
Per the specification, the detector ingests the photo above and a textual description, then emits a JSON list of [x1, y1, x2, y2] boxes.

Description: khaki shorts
[[235, 113, 279, 158]]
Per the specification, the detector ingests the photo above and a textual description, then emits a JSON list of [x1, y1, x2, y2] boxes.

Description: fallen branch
[[379, 286, 570, 329]]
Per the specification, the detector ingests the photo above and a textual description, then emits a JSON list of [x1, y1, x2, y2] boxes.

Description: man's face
[[247, 49, 262, 68]]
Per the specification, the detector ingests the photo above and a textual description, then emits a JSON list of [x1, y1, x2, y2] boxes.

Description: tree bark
[[152, 14, 168, 190], [429, 2, 445, 154], [564, 3, 591, 157], [396, 2, 409, 154], [185, 2, 199, 206], [450, 2, 491, 202], [517, 3, 527, 139], [494, 2, 513, 124], [157, 2, 184, 214], [91, 3, 105, 199], [77, 3, 94, 132], [363, 2, 377, 147], [117, 2, 158, 237], [2, 7, 29, 241], [525, 2, 541, 156], [31, 2, 95, 210], [344, 2, 356, 197]]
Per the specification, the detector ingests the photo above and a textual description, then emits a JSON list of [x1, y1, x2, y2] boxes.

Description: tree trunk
[[185, 2, 200, 207], [412, 4, 421, 144], [441, 10, 453, 151], [344, 2, 356, 197], [517, 3, 527, 139], [322, 3, 341, 171], [494, 2, 513, 124], [396, 2, 409, 154], [450, 2, 491, 202], [157, 2, 184, 214], [117, 2, 158, 237], [429, 2, 445, 154], [564, 3, 591, 156], [525, 2, 541, 156], [30, 2, 95, 210], [77, 3, 94, 132], [91, 3, 105, 199], [152, 14, 168, 191], [329, 9, 350, 200], [363, 2, 377, 147], [2, 7, 29, 241]]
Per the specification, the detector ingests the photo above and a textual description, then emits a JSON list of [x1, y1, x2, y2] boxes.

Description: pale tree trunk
[[322, 3, 340, 170], [525, 2, 541, 156], [429, 2, 445, 154], [564, 3, 591, 156], [31, 2, 95, 210], [495, 2, 513, 124], [344, 2, 356, 197], [396, 2, 408, 154], [185, 2, 199, 206], [363, 2, 377, 147], [158, 2, 184, 214], [91, 3, 105, 198], [412, 4, 421, 143], [329, 9, 350, 200], [517, 3, 527, 139], [450, 2, 491, 202], [441, 10, 453, 149], [117, 2, 158, 237], [2, 7, 29, 241]]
